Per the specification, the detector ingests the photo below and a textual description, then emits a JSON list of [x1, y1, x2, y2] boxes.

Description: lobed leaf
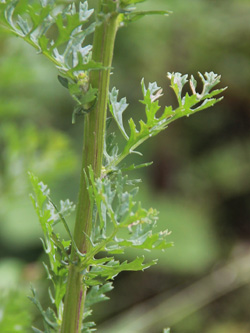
[[83, 167, 172, 262], [29, 172, 76, 328], [85, 283, 113, 309], [107, 72, 226, 172], [28, 286, 58, 331], [109, 87, 129, 140], [103, 131, 120, 167], [86, 257, 156, 284], [0, 0, 107, 122], [80, 166, 173, 327]]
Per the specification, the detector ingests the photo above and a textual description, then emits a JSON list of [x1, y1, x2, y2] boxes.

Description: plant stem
[[61, 2, 119, 332]]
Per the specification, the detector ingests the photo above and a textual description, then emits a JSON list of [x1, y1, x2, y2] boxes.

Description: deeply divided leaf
[[0, 0, 102, 121], [29, 172, 75, 329], [107, 72, 226, 172]]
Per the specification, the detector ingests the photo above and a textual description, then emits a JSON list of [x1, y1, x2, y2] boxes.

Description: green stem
[[61, 2, 119, 332]]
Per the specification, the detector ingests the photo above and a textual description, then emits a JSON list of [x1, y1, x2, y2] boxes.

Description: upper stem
[[61, 1, 119, 332]]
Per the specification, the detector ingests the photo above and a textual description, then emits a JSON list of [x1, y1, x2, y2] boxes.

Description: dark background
[[0, 0, 250, 332]]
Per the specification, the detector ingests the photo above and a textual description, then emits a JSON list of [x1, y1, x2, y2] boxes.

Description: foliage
[[0, 0, 101, 123], [106, 72, 226, 173], [28, 164, 171, 330], [0, 0, 226, 332]]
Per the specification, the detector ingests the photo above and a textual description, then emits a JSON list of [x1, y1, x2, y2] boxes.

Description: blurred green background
[[0, 0, 250, 332]]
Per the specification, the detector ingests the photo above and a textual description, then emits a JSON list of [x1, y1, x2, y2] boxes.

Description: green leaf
[[28, 286, 58, 330], [167, 71, 227, 117], [85, 283, 113, 309], [106, 73, 226, 172], [29, 173, 78, 326], [103, 131, 120, 168], [86, 257, 156, 282], [32, 327, 44, 333], [122, 10, 171, 23], [57, 75, 69, 89], [82, 321, 96, 333], [121, 161, 153, 171], [167, 72, 188, 105], [120, 0, 146, 8], [67, 59, 106, 77], [47, 198, 75, 224], [80, 86, 98, 105], [198, 71, 222, 97], [114, 229, 173, 251], [109, 87, 129, 140], [84, 168, 172, 262], [16, 14, 31, 35], [0, 0, 97, 81]]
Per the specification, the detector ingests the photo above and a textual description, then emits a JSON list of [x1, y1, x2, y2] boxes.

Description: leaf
[[85, 283, 113, 309], [83, 168, 172, 264], [103, 131, 120, 168], [120, 0, 146, 8], [106, 79, 166, 172], [86, 257, 156, 282], [122, 10, 171, 23], [29, 172, 77, 327], [16, 14, 31, 35], [0, 0, 98, 81], [47, 198, 75, 224], [28, 286, 58, 330], [198, 71, 222, 97], [32, 327, 44, 333], [67, 58, 106, 77], [121, 161, 153, 171], [57, 75, 69, 89], [106, 73, 226, 172], [167, 72, 188, 105], [114, 229, 173, 251], [82, 321, 96, 333], [109, 87, 129, 140], [80, 86, 98, 105]]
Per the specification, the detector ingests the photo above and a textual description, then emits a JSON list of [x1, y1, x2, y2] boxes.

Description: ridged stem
[[61, 1, 119, 332]]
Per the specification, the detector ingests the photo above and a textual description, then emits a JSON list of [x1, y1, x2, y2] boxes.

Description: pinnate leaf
[[107, 72, 226, 172], [83, 167, 172, 258], [29, 172, 76, 328], [86, 257, 156, 284], [0, 0, 100, 80]]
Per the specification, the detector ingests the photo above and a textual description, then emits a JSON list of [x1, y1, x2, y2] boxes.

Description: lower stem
[[61, 3, 119, 332]]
